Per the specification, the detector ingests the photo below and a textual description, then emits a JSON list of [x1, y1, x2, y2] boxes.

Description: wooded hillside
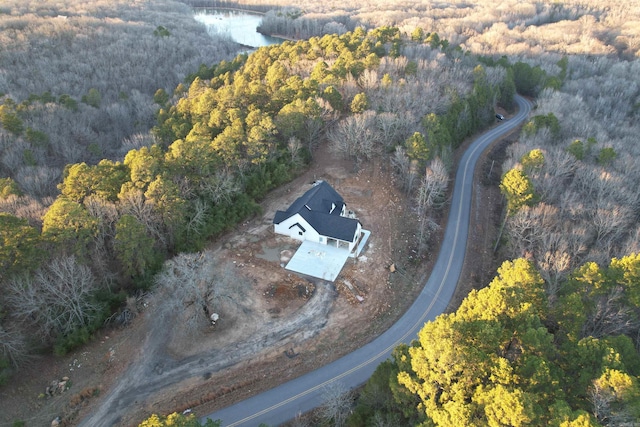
[[0, 0, 239, 203], [0, 0, 241, 382], [187, 0, 640, 425], [1, 0, 516, 386], [1, 1, 639, 425]]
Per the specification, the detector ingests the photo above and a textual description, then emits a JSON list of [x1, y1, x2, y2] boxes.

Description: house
[[273, 181, 363, 253]]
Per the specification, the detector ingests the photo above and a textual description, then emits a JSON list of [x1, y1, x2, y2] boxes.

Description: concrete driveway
[[285, 240, 351, 282], [285, 230, 371, 282]]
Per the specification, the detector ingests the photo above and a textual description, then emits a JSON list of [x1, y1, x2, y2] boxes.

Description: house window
[[319, 237, 324, 243], [298, 231, 303, 236]]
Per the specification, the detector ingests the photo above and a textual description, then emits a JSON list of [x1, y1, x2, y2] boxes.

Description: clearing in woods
[[0, 127, 511, 426]]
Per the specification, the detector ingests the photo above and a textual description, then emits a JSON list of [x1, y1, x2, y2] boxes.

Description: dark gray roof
[[273, 181, 359, 242]]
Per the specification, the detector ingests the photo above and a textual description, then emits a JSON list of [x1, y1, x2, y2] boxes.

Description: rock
[[51, 416, 61, 427], [62, 376, 69, 382], [389, 263, 396, 273]]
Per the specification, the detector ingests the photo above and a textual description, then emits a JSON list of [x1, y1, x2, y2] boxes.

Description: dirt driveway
[[0, 128, 510, 426]]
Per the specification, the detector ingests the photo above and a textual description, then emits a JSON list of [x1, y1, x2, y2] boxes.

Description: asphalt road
[[203, 95, 532, 426]]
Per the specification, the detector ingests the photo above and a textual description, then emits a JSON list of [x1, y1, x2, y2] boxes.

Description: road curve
[[203, 95, 532, 426]]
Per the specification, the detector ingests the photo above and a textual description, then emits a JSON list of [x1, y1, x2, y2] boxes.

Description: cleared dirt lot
[[0, 124, 513, 426]]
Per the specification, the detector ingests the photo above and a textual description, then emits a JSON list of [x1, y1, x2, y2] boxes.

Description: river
[[193, 8, 284, 48]]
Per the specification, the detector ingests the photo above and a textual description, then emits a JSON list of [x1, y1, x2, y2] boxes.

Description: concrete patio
[[285, 230, 370, 282]]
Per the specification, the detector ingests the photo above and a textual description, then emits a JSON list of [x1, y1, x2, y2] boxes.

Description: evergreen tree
[[500, 168, 537, 216], [0, 214, 43, 281]]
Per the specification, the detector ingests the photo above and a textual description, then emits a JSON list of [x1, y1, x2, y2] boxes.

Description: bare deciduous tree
[[7, 256, 101, 341], [376, 112, 413, 151], [414, 158, 448, 255], [287, 136, 304, 168], [83, 195, 120, 283], [155, 252, 216, 335], [155, 252, 246, 336], [119, 132, 156, 156], [0, 194, 48, 225], [118, 187, 166, 247], [582, 286, 639, 339], [418, 158, 449, 210], [589, 381, 613, 427], [14, 166, 60, 198], [328, 111, 379, 168], [320, 381, 353, 427], [590, 202, 632, 247], [0, 324, 29, 368], [198, 170, 241, 205], [536, 245, 572, 304]]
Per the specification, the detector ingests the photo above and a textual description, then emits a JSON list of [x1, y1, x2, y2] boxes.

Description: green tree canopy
[[567, 139, 585, 160], [499, 67, 516, 111], [81, 88, 102, 108], [396, 259, 602, 427], [520, 148, 545, 172], [422, 113, 452, 154], [350, 92, 369, 113], [275, 97, 321, 142], [138, 412, 220, 427], [321, 85, 344, 111], [500, 168, 537, 215], [411, 27, 425, 42], [512, 61, 546, 97], [0, 177, 22, 199], [0, 213, 43, 280], [557, 254, 640, 343], [124, 145, 164, 190], [42, 198, 100, 256], [405, 131, 431, 165], [0, 103, 24, 135], [59, 160, 129, 203], [114, 214, 160, 278], [523, 113, 561, 138], [596, 147, 616, 166], [144, 175, 188, 249]]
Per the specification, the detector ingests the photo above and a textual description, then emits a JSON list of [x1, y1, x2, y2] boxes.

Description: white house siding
[[273, 213, 320, 243], [273, 213, 362, 253], [344, 222, 362, 252], [351, 222, 362, 251]]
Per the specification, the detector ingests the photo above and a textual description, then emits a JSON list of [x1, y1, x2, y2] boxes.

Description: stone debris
[[45, 377, 70, 397]]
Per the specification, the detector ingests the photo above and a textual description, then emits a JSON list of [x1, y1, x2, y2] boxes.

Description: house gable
[[273, 181, 360, 244]]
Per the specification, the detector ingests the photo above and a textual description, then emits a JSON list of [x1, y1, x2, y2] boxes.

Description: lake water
[[193, 8, 284, 48]]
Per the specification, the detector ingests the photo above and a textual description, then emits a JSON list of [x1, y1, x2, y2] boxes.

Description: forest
[[1, 0, 640, 426], [0, 0, 247, 372], [1, 0, 513, 374]]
